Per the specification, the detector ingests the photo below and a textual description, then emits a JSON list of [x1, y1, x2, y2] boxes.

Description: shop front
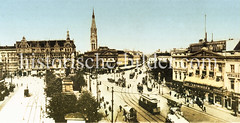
[[183, 81, 228, 107]]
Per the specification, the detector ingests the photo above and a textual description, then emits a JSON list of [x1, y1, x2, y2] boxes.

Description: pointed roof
[[66, 30, 70, 40], [91, 9, 96, 29]]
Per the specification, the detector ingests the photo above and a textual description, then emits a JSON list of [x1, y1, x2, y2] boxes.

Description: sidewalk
[[0, 87, 20, 111], [161, 87, 240, 122]]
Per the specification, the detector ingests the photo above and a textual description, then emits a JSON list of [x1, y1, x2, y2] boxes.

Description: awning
[[185, 77, 223, 88]]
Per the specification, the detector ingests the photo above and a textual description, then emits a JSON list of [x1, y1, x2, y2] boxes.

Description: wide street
[[0, 76, 53, 123], [0, 66, 236, 123], [89, 65, 229, 122]]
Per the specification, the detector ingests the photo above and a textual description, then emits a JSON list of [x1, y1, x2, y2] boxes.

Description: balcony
[[227, 72, 240, 79]]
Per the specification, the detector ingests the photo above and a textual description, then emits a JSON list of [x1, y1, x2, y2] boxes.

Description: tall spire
[[91, 9, 96, 29], [90, 9, 98, 51], [92, 8, 95, 18]]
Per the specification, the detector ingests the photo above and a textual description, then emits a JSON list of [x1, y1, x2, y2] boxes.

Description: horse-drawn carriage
[[122, 105, 137, 122]]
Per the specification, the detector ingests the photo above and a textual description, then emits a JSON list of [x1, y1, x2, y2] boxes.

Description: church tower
[[90, 9, 98, 51]]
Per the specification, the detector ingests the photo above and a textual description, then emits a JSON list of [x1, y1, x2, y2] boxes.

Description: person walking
[[119, 105, 122, 112], [105, 110, 108, 116]]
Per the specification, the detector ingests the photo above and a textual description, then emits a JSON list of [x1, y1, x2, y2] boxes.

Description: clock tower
[[90, 9, 98, 51]]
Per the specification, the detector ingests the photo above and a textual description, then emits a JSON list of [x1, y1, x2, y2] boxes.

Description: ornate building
[[90, 10, 98, 51], [84, 46, 118, 72], [0, 45, 18, 76], [16, 31, 76, 76], [172, 39, 240, 112]]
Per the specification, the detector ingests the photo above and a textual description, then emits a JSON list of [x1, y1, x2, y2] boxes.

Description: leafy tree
[[45, 70, 62, 97], [76, 91, 103, 122], [71, 70, 86, 92], [0, 82, 6, 101], [47, 93, 77, 122]]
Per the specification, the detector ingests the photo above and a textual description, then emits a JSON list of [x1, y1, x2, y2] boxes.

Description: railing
[[227, 72, 240, 79]]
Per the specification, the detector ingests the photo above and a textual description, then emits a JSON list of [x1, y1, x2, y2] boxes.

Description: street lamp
[[162, 83, 163, 95]]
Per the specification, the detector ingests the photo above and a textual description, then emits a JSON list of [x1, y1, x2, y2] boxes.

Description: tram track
[[130, 84, 166, 120], [101, 73, 165, 122], [101, 80, 153, 122], [22, 79, 41, 123], [126, 85, 165, 122], [120, 88, 153, 122]]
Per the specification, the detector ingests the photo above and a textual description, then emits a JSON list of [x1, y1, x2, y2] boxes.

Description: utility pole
[[162, 83, 163, 95], [159, 80, 160, 94], [114, 69, 116, 82], [89, 69, 91, 92], [111, 87, 114, 123], [96, 69, 99, 104]]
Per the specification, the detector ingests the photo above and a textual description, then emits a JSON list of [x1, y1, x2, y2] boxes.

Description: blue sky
[[0, 0, 239, 54]]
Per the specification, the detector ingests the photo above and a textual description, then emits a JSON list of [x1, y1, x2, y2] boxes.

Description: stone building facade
[[0, 45, 18, 76], [172, 39, 240, 112], [16, 31, 76, 76]]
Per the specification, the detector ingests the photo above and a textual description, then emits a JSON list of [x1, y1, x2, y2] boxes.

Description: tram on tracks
[[122, 104, 137, 122], [139, 94, 160, 114]]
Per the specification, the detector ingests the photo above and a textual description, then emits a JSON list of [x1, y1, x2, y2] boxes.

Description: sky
[[0, 0, 239, 54]]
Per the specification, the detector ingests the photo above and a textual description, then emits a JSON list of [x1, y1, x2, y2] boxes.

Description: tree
[[45, 70, 62, 97], [71, 70, 86, 92], [76, 91, 103, 122], [47, 93, 77, 122]]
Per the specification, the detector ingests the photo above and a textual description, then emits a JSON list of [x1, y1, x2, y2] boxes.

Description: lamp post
[[96, 68, 99, 104], [162, 82, 163, 95]]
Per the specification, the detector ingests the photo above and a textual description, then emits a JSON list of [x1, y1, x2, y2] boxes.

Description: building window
[[184, 62, 186, 68], [189, 72, 193, 77], [179, 72, 182, 80], [204, 65, 207, 70], [218, 64, 222, 72], [209, 71, 214, 78], [231, 65, 235, 73], [175, 62, 177, 67], [216, 76, 222, 82], [196, 70, 200, 75], [211, 63, 214, 71], [184, 73, 187, 80], [202, 71, 206, 79], [175, 72, 177, 79], [231, 80, 234, 90]]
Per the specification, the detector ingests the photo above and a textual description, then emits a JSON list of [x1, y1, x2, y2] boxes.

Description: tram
[[139, 94, 160, 114], [122, 105, 137, 122]]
